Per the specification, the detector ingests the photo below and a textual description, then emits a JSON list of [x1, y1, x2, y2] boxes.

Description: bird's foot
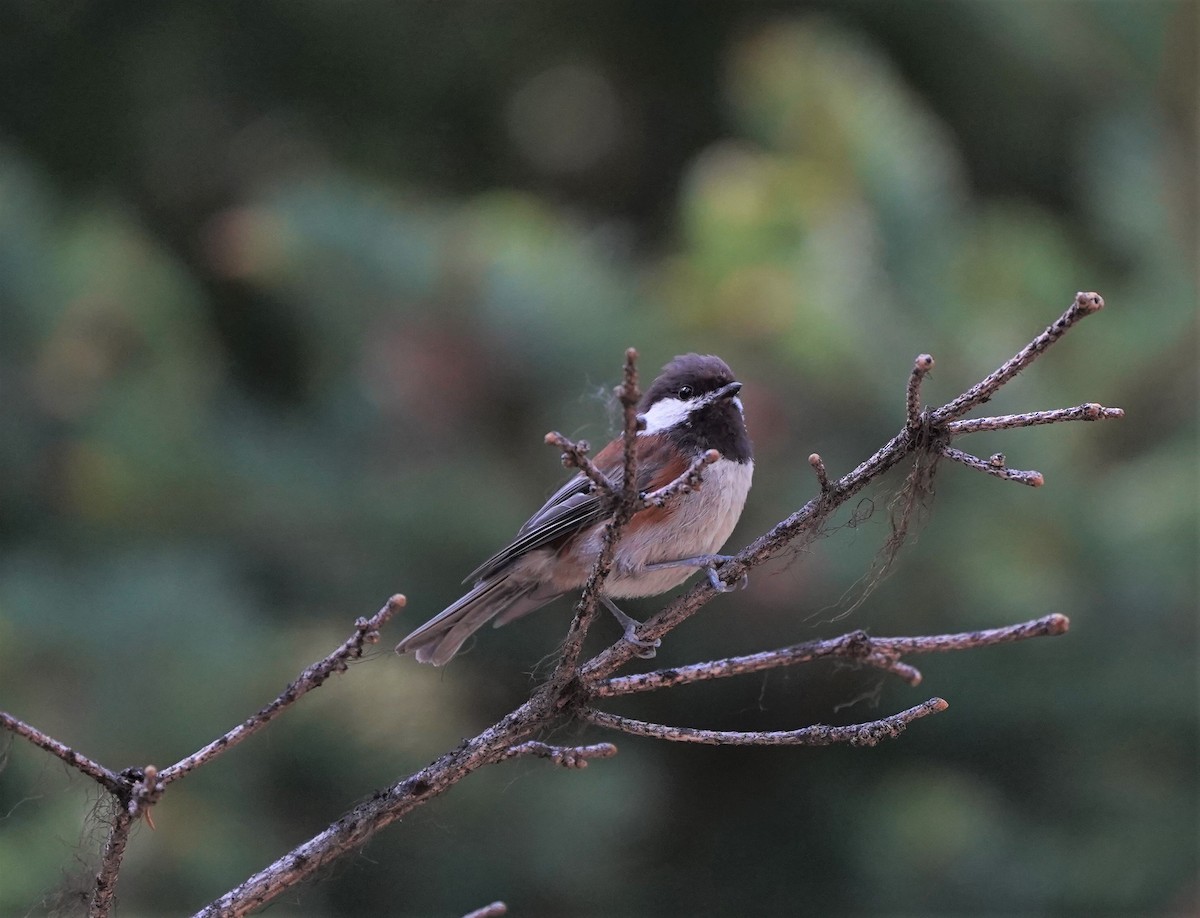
[[646, 553, 748, 593], [602, 597, 661, 659], [704, 564, 748, 593]]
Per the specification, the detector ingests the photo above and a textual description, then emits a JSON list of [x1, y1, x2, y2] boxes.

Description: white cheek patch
[[730, 396, 744, 415], [639, 396, 690, 434]]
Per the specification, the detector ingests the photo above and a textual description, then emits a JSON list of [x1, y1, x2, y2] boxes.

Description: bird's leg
[[643, 554, 748, 593], [601, 597, 660, 658]]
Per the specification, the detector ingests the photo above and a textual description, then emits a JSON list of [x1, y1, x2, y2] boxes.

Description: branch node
[[129, 764, 164, 828]]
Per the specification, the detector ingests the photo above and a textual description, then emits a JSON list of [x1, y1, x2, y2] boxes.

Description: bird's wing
[[463, 467, 612, 584], [463, 434, 689, 584]]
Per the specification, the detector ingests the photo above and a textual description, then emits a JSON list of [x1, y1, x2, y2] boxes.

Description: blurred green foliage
[[0, 2, 1195, 915]]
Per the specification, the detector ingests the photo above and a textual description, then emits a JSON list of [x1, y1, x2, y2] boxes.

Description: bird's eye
[[678, 385, 694, 399]]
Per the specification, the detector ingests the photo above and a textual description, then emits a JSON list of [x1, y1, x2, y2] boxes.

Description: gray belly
[[605, 458, 753, 599]]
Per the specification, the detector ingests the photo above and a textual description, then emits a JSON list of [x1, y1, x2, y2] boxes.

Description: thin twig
[[593, 629, 925, 696], [808, 453, 831, 494], [579, 698, 948, 747], [160, 596, 404, 786], [544, 432, 615, 497], [930, 291, 1105, 423], [939, 446, 1045, 487], [945, 403, 1124, 435], [640, 448, 720, 508], [860, 612, 1070, 654], [462, 902, 508, 918], [548, 349, 642, 683], [906, 354, 935, 429], [0, 711, 124, 795], [593, 614, 1069, 697], [498, 741, 618, 769]]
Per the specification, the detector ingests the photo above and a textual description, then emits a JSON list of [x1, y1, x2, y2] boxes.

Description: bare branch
[[21, 292, 1109, 917], [499, 741, 618, 769], [193, 698, 546, 918], [939, 446, 1045, 487], [89, 807, 134, 918], [930, 291, 1105, 423], [160, 595, 405, 786], [0, 711, 124, 795], [579, 698, 949, 747], [946, 403, 1124, 435]]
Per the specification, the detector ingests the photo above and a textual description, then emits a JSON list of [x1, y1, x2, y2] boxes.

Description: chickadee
[[395, 354, 753, 665]]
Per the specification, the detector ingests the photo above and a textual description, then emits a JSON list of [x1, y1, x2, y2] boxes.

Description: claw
[[706, 566, 735, 592], [625, 627, 660, 659], [704, 565, 749, 593], [603, 597, 660, 657]]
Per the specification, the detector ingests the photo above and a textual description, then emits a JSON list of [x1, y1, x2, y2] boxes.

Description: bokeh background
[[0, 2, 1195, 915]]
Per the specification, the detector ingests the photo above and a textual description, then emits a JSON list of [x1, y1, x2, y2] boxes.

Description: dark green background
[[0, 2, 1195, 915]]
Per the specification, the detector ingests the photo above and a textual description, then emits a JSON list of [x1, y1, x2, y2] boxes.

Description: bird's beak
[[715, 381, 742, 400]]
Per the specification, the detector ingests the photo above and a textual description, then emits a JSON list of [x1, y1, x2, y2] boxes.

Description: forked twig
[[931, 291, 1105, 423]]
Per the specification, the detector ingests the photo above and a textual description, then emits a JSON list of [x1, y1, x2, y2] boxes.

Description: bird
[[395, 353, 754, 665]]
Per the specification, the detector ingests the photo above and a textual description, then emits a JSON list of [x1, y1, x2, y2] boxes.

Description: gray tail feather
[[395, 576, 555, 666]]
